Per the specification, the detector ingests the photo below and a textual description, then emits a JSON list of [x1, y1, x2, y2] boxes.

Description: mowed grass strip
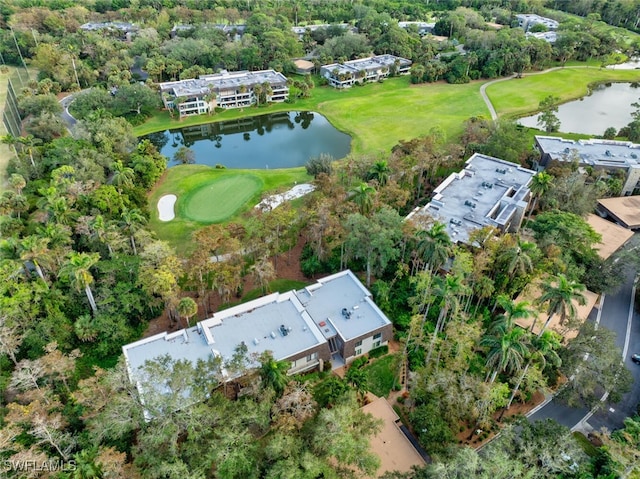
[[487, 67, 640, 118], [181, 174, 261, 223], [148, 164, 310, 254]]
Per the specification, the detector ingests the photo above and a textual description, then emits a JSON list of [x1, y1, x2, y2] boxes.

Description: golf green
[[181, 174, 262, 223]]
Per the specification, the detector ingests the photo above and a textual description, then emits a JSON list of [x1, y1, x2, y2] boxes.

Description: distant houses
[[535, 135, 640, 196], [406, 153, 536, 244], [159, 69, 289, 118], [516, 13, 559, 32], [320, 55, 412, 89], [79, 21, 139, 41]]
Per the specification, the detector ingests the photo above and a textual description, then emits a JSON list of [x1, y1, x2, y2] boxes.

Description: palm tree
[[253, 83, 263, 106], [504, 330, 561, 412], [535, 274, 587, 337], [259, 352, 290, 397], [177, 297, 198, 328], [19, 235, 52, 284], [416, 222, 453, 273], [110, 160, 135, 192], [9, 174, 26, 195], [425, 273, 467, 365], [59, 252, 100, 314], [497, 236, 535, 279], [348, 182, 375, 216], [481, 324, 531, 383], [120, 207, 146, 255], [90, 215, 114, 257], [368, 159, 391, 186], [490, 295, 535, 332], [74, 314, 98, 342], [528, 171, 554, 219]]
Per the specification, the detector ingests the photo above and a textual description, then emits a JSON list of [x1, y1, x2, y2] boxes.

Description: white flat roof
[[123, 270, 391, 379], [408, 154, 535, 243]]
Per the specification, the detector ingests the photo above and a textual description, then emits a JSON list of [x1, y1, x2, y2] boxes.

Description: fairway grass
[[181, 174, 261, 223], [149, 165, 310, 253], [137, 67, 640, 159], [487, 67, 640, 118]]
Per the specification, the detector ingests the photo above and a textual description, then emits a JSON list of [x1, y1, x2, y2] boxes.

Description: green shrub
[[369, 345, 388, 359]]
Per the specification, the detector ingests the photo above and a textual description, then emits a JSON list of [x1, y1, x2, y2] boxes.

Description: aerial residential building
[[406, 153, 536, 244], [79, 21, 139, 41], [291, 23, 355, 40], [170, 23, 246, 41], [526, 30, 558, 43], [516, 13, 559, 32], [123, 270, 393, 394], [597, 196, 640, 229], [397, 21, 435, 36], [535, 135, 640, 196], [159, 69, 289, 118], [320, 55, 412, 89]]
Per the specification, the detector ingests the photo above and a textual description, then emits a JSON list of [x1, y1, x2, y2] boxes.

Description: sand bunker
[[255, 183, 315, 212], [158, 194, 177, 222]]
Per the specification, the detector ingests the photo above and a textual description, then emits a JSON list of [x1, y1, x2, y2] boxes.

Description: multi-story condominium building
[[516, 13, 559, 32], [159, 69, 289, 118], [123, 270, 393, 398], [535, 135, 640, 196], [406, 153, 536, 244], [320, 55, 412, 89]]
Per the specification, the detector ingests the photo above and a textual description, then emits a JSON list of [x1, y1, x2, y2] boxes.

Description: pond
[[144, 111, 351, 169], [517, 82, 640, 135]]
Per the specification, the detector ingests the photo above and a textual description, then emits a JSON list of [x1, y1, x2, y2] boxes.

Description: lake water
[[144, 111, 351, 169], [517, 82, 640, 135]]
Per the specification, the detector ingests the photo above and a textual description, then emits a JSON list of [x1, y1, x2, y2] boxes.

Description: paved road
[[59, 93, 78, 131], [586, 265, 640, 432], [528, 234, 639, 432]]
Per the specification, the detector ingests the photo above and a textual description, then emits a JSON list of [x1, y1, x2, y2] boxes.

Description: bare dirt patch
[[143, 236, 310, 338]]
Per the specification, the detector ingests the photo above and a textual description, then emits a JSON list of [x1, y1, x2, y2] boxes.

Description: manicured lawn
[[487, 66, 640, 119], [149, 164, 310, 253], [181, 174, 261, 223], [363, 354, 399, 398], [135, 76, 489, 156], [137, 67, 640, 160]]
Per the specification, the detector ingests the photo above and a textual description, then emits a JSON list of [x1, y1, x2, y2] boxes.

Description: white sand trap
[[158, 194, 177, 221], [255, 183, 315, 212]]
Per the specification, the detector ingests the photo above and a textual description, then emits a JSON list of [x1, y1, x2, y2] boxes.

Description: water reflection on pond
[[144, 111, 351, 169], [518, 82, 640, 135]]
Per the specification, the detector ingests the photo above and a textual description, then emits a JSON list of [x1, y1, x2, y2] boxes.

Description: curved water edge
[[144, 111, 351, 169], [517, 82, 640, 135]]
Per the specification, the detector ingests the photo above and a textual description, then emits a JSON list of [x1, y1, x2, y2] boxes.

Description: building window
[[372, 341, 381, 349], [355, 348, 362, 356], [306, 352, 318, 362], [355, 340, 362, 347], [373, 333, 381, 340]]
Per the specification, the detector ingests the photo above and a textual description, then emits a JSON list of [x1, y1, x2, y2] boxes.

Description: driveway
[[59, 92, 78, 130], [528, 234, 640, 432]]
